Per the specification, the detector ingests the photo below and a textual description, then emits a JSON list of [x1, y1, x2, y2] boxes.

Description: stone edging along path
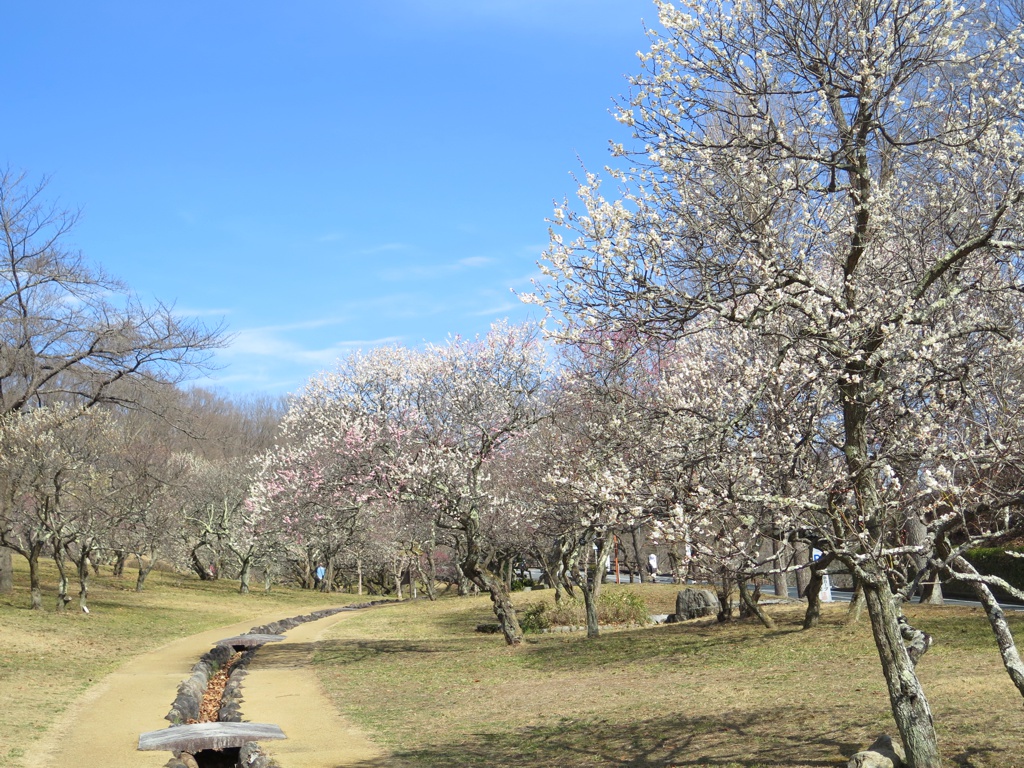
[[139, 601, 394, 768]]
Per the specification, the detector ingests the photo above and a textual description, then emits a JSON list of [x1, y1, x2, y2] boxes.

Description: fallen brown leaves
[[189, 651, 242, 724]]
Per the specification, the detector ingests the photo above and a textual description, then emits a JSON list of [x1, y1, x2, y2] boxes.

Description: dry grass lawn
[[312, 584, 1024, 768], [0, 557, 357, 768], [4, 558, 1023, 768]]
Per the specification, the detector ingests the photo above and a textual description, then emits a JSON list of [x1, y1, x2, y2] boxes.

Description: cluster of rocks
[[665, 588, 721, 622], [848, 735, 906, 768], [215, 654, 250, 724]]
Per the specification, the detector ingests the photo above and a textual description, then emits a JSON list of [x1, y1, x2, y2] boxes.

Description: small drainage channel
[[139, 602, 392, 768]]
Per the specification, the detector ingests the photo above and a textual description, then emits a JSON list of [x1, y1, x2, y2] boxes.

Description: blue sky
[[4, 1, 653, 396]]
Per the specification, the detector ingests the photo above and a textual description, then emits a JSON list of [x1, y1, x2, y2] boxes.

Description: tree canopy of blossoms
[[526, 1, 1024, 764]]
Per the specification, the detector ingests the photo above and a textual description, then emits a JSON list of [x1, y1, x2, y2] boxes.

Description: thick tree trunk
[[1, 547, 15, 593], [455, 561, 471, 596], [845, 580, 866, 625], [862, 578, 942, 768], [135, 554, 155, 592], [630, 527, 647, 584], [461, 506, 523, 646], [191, 546, 213, 581], [422, 550, 437, 600], [27, 545, 43, 610], [238, 559, 251, 594], [716, 573, 733, 622], [919, 568, 944, 605], [579, 536, 613, 638], [771, 537, 789, 597], [793, 541, 811, 597], [803, 553, 834, 629], [841, 370, 942, 767], [112, 550, 127, 578], [392, 559, 404, 599], [905, 517, 943, 605], [803, 567, 823, 629], [465, 561, 523, 645], [554, 537, 579, 603], [55, 552, 71, 612]]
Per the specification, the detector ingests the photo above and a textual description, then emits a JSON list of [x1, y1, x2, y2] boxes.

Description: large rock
[[674, 589, 720, 621], [848, 735, 906, 768]]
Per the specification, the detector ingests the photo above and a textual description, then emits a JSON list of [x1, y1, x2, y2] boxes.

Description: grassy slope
[[313, 584, 1024, 768], [0, 557, 355, 767]]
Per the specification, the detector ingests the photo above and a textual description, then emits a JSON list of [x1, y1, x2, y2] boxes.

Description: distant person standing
[[315, 564, 326, 591], [647, 553, 658, 580]]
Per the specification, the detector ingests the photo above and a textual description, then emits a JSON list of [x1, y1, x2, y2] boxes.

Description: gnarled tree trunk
[[862, 575, 941, 768], [577, 535, 613, 638], [739, 578, 775, 629], [461, 509, 522, 646]]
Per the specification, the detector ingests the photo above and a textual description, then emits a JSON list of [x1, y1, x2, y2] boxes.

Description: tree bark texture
[[28, 545, 43, 610], [739, 579, 775, 629], [863, 578, 942, 768], [0, 547, 13, 593], [580, 535, 614, 638], [136, 552, 156, 592], [845, 581, 865, 625], [771, 537, 789, 597], [112, 550, 127, 578], [75, 550, 91, 612], [238, 559, 251, 594], [716, 573, 734, 622], [462, 509, 523, 646], [793, 541, 811, 597], [803, 567, 822, 629]]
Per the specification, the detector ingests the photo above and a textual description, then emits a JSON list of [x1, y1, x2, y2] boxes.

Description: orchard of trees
[[6, 1, 1024, 766]]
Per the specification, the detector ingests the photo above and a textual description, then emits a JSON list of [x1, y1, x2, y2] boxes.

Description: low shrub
[[599, 590, 650, 625], [525, 590, 651, 632], [519, 602, 551, 632]]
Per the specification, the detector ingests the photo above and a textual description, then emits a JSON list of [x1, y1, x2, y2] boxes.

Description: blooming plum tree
[[529, 1, 1024, 763]]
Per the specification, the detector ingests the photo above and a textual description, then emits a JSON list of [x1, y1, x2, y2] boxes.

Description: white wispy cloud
[[379, 255, 495, 281], [225, 327, 404, 367]]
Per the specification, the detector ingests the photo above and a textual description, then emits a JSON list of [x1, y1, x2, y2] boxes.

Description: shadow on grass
[[952, 745, 1000, 768], [515, 620, 810, 674], [330, 707, 861, 768], [310, 638, 459, 669]]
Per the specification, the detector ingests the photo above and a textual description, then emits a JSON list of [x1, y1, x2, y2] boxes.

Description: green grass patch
[[312, 584, 1024, 768]]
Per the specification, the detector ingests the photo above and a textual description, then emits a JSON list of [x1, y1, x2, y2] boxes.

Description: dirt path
[[20, 607, 386, 768], [242, 613, 386, 767]]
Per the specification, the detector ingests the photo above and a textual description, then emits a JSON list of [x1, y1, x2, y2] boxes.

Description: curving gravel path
[[20, 607, 386, 768]]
